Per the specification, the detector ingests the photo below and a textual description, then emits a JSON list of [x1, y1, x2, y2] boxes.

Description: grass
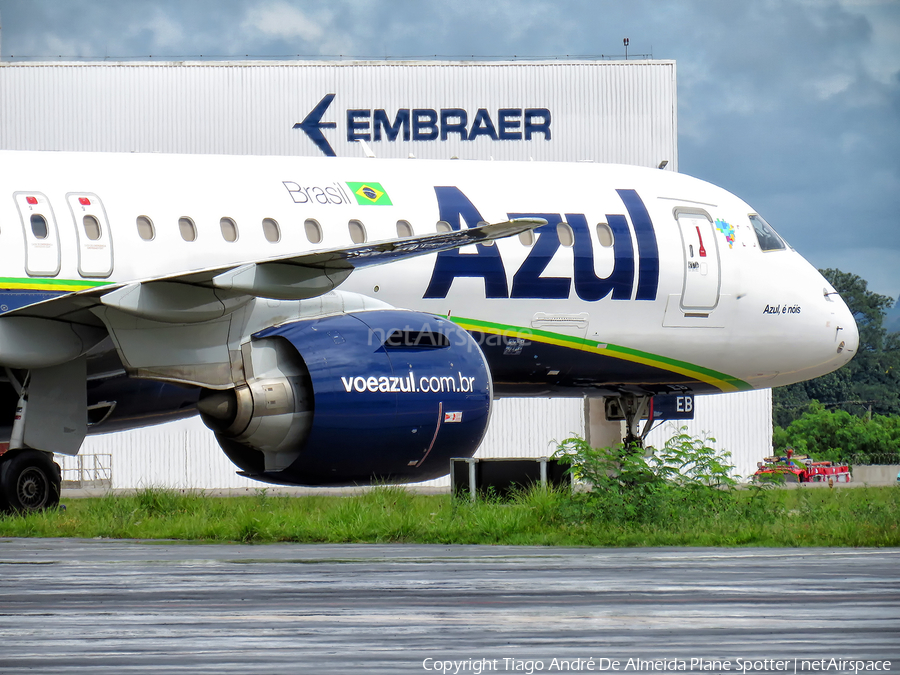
[[1, 484, 899, 546]]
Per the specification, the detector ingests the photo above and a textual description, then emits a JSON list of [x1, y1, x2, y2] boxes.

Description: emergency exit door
[[14, 192, 61, 277], [676, 210, 720, 311]]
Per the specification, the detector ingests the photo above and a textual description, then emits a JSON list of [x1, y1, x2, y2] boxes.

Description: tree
[[773, 402, 900, 465], [773, 269, 900, 426]]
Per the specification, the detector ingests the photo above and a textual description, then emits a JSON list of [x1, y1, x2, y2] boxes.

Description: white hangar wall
[[0, 60, 677, 166], [1, 59, 771, 488], [644, 390, 773, 482], [71, 399, 586, 490], [70, 391, 770, 489]]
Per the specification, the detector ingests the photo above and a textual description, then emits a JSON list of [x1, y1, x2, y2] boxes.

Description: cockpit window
[[749, 214, 786, 252]]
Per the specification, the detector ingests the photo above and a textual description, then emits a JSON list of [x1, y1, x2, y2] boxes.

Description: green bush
[[552, 428, 737, 524]]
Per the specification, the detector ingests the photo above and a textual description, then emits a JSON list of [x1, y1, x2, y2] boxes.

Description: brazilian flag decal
[[347, 182, 392, 205]]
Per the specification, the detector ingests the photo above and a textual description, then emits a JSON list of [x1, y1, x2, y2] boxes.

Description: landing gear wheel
[[0, 449, 61, 513]]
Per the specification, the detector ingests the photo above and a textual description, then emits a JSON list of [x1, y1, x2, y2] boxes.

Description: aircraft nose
[[827, 287, 858, 367]]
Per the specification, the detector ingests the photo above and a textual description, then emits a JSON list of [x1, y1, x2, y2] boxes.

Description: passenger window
[[349, 220, 367, 244], [749, 214, 786, 251], [262, 218, 280, 243], [596, 222, 614, 247], [304, 219, 322, 244], [30, 214, 49, 239], [396, 220, 413, 238], [220, 217, 238, 242], [82, 215, 102, 241], [557, 222, 574, 247], [179, 217, 197, 242], [136, 215, 155, 241], [435, 221, 452, 234], [518, 230, 534, 247]]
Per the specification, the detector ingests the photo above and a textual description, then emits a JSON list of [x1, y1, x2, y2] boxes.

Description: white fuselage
[[0, 150, 858, 395]]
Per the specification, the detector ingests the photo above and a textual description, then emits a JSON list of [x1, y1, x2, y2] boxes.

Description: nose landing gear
[[605, 394, 654, 449]]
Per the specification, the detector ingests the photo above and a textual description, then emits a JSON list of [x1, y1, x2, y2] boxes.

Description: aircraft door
[[675, 209, 720, 310], [66, 193, 114, 278], [14, 192, 61, 277]]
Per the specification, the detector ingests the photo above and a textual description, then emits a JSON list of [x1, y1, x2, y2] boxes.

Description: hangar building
[[0, 59, 771, 487]]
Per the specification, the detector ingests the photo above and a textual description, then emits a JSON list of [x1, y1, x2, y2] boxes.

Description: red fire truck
[[754, 448, 851, 483]]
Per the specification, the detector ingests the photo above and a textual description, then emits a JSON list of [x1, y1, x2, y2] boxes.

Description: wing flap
[[209, 263, 353, 301]]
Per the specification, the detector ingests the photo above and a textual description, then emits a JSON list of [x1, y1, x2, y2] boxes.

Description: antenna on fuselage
[[356, 139, 376, 158]]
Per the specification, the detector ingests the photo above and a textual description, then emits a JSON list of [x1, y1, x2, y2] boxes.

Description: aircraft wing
[[6, 217, 545, 324]]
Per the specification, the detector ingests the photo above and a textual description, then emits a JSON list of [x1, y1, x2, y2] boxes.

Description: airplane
[[0, 150, 858, 511]]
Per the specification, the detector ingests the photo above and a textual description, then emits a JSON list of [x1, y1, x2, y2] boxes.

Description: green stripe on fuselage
[[0, 277, 113, 292], [450, 315, 751, 393]]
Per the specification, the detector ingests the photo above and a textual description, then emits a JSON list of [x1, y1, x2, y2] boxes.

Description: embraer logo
[[293, 94, 553, 157], [293, 94, 339, 157]]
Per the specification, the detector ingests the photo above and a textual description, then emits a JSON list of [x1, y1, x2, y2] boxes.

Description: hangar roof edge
[[0, 58, 675, 68]]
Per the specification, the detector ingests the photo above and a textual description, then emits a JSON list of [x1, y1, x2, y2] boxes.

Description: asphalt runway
[[1, 540, 898, 674]]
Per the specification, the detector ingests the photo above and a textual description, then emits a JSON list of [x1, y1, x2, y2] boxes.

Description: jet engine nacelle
[[199, 309, 493, 486]]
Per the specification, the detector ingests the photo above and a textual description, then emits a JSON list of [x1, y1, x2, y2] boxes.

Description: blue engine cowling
[[199, 309, 493, 486]]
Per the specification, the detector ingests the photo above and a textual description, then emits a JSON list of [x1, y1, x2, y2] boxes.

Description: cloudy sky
[[1, 0, 898, 300]]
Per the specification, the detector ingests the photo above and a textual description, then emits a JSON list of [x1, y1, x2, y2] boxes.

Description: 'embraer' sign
[[294, 94, 552, 157]]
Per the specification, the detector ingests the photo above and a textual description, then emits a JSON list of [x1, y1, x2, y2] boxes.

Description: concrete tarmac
[[0, 540, 898, 673]]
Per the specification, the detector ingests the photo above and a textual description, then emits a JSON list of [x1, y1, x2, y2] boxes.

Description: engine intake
[[200, 310, 493, 486]]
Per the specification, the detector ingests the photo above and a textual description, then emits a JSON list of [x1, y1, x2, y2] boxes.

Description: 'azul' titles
[[424, 187, 660, 302]]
